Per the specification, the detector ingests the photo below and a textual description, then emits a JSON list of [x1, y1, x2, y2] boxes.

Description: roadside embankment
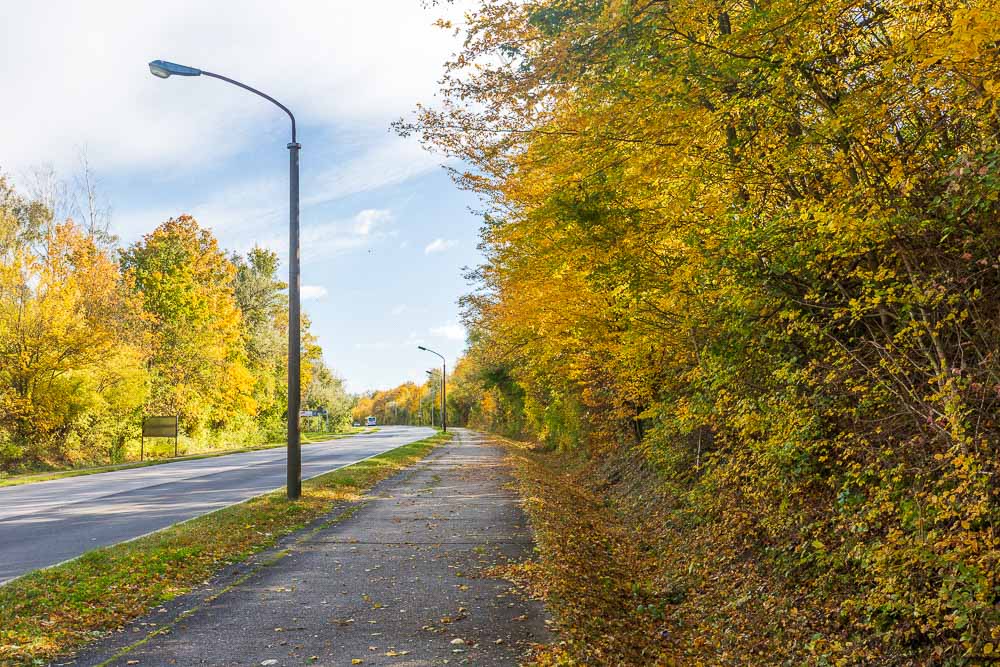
[[499, 438, 956, 666]]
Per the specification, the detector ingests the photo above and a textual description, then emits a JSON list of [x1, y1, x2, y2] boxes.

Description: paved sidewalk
[[72, 429, 549, 666]]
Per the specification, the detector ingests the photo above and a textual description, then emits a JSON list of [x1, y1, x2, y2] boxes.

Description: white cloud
[[353, 209, 392, 236], [113, 177, 398, 252], [305, 139, 444, 208], [425, 238, 458, 254], [430, 323, 465, 341], [0, 1, 470, 176], [255, 208, 394, 263], [301, 285, 328, 300], [113, 177, 285, 245]]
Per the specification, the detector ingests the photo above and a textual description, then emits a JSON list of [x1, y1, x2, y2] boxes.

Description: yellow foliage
[[410, 0, 1000, 661]]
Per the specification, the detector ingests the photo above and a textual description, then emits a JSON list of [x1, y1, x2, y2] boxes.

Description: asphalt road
[[0, 425, 435, 585]]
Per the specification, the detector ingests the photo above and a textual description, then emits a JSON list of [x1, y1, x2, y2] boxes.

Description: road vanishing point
[[0, 426, 435, 585]]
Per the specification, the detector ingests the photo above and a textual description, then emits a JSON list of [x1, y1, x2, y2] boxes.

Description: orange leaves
[[354, 379, 437, 427]]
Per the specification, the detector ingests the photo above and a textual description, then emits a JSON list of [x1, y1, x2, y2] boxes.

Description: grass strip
[[0, 428, 378, 488], [0, 430, 451, 665]]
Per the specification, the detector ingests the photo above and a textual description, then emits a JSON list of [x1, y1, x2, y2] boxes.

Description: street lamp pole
[[148, 60, 302, 499], [425, 369, 436, 427], [287, 136, 302, 500], [418, 346, 446, 432]]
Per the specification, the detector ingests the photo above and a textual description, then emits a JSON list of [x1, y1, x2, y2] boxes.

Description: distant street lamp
[[425, 369, 436, 427], [418, 346, 446, 432], [148, 59, 303, 499]]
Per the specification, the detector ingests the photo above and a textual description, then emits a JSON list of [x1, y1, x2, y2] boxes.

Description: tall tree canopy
[[0, 178, 147, 467], [409, 0, 1000, 660], [121, 216, 253, 432]]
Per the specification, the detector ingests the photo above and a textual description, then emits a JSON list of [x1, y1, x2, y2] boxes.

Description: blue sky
[[0, 1, 478, 392]]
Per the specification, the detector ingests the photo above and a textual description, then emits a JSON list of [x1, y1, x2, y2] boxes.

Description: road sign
[[142, 416, 179, 460], [143, 416, 178, 437]]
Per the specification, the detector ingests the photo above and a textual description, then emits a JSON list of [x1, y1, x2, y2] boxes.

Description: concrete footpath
[[70, 429, 550, 667]]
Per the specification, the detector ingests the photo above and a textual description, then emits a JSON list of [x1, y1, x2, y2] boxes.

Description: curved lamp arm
[[201, 70, 297, 143], [148, 60, 296, 142], [417, 345, 445, 363]]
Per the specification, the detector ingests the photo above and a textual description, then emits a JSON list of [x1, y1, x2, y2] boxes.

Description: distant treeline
[[0, 176, 350, 473], [353, 369, 449, 427]]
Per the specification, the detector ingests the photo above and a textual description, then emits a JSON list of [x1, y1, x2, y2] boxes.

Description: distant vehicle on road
[[352, 421, 360, 427], [366, 416, 377, 427]]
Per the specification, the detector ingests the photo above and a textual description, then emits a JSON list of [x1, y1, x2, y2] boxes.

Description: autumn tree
[[353, 380, 437, 426], [0, 173, 351, 471], [0, 177, 147, 468], [121, 216, 254, 434], [304, 360, 352, 430], [232, 247, 288, 435]]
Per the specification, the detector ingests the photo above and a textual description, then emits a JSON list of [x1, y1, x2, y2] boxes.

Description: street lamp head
[[148, 60, 202, 79], [417, 345, 427, 351]]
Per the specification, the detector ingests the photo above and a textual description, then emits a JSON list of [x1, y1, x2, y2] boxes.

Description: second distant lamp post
[[148, 60, 303, 499], [418, 345, 446, 432], [425, 369, 436, 427]]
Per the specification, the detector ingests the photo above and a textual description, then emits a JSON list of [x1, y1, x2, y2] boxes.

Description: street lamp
[[418, 346, 446, 432], [425, 369, 436, 427], [148, 59, 303, 499]]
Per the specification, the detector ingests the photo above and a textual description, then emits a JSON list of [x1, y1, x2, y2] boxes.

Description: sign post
[[142, 416, 179, 461]]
